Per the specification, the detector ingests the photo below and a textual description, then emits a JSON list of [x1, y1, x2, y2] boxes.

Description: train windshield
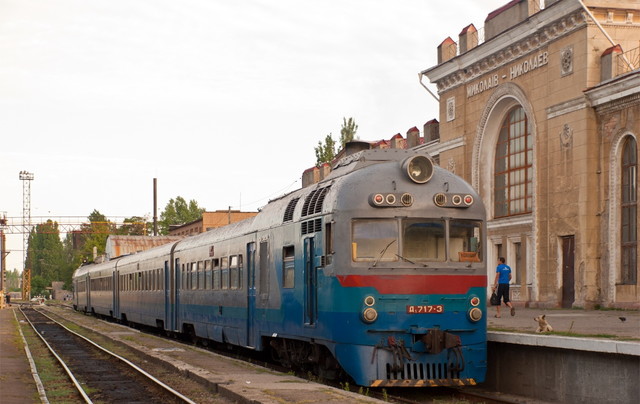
[[351, 218, 482, 263]]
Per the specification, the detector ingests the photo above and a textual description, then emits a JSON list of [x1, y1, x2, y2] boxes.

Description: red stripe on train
[[336, 275, 487, 294]]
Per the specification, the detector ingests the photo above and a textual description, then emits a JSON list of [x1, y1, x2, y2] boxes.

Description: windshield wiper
[[395, 254, 428, 267], [373, 239, 396, 267]]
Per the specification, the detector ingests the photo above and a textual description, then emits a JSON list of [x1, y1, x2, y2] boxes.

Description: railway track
[[19, 305, 198, 404], [37, 303, 517, 404]]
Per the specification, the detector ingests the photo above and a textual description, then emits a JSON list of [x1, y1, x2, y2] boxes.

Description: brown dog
[[534, 314, 553, 333]]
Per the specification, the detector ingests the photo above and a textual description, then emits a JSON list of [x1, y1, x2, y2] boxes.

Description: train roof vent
[[283, 197, 300, 223], [301, 186, 330, 217]]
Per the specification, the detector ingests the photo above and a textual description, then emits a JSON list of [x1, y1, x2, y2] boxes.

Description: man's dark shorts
[[497, 283, 510, 304]]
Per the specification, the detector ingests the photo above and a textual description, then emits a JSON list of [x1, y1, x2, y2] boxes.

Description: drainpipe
[[418, 72, 440, 102], [577, 0, 634, 70]]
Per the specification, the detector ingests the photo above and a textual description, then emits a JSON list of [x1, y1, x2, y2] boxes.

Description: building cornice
[[585, 70, 640, 113], [416, 136, 465, 156], [422, 0, 587, 94]]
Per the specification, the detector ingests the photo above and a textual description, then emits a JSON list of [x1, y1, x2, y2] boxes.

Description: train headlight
[[470, 296, 480, 306], [403, 155, 434, 184], [468, 307, 483, 322], [362, 307, 378, 323]]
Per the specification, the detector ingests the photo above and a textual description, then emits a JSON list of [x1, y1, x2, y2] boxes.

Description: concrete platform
[[0, 307, 41, 404], [485, 306, 639, 404], [487, 306, 640, 340]]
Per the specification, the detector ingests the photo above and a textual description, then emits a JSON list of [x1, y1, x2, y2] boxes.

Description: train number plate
[[406, 305, 444, 314]]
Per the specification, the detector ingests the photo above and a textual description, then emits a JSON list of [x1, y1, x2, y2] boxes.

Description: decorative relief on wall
[[560, 123, 573, 148], [561, 46, 573, 76], [447, 158, 456, 174], [446, 97, 455, 122]]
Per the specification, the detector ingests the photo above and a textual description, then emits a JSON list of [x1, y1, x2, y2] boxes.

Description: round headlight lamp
[[403, 155, 434, 184], [362, 307, 378, 323], [468, 307, 483, 322]]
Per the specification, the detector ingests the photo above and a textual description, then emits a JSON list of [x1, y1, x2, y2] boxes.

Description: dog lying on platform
[[534, 314, 553, 333]]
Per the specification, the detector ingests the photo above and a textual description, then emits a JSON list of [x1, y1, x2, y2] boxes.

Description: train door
[[164, 260, 172, 331], [113, 269, 119, 318], [246, 242, 256, 347], [304, 237, 317, 326], [86, 274, 91, 312]]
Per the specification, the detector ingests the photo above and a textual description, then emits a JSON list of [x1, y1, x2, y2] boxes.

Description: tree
[[159, 196, 205, 235], [117, 216, 150, 236], [25, 220, 67, 293], [339, 117, 358, 148], [314, 117, 358, 166], [6, 269, 21, 292], [78, 210, 113, 262], [314, 134, 336, 166]]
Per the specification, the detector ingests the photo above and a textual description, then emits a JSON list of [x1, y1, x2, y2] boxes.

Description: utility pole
[[1, 226, 7, 309], [19, 171, 34, 301]]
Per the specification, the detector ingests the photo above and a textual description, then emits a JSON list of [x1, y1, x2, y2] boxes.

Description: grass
[[17, 312, 82, 403]]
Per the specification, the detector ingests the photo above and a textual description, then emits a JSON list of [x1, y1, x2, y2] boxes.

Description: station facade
[[421, 0, 639, 308]]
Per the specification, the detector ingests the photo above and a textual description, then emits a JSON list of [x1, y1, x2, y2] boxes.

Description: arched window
[[621, 136, 637, 284], [494, 106, 532, 218]]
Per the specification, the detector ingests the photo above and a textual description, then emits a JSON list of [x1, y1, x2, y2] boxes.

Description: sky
[[1, 0, 508, 271]]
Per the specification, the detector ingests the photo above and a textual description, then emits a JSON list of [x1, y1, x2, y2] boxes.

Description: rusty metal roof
[[105, 235, 183, 260]]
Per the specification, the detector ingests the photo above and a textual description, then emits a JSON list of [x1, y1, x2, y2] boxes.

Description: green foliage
[[314, 117, 358, 166], [116, 216, 150, 236], [339, 117, 358, 148], [159, 196, 205, 235], [78, 209, 113, 263], [5, 269, 21, 292], [30, 275, 49, 296], [26, 220, 67, 289], [314, 133, 336, 166]]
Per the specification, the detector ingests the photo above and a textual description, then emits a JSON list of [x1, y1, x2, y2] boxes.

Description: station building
[[420, 0, 639, 308]]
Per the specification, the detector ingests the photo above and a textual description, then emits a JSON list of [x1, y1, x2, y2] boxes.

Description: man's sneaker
[[510, 307, 516, 316]]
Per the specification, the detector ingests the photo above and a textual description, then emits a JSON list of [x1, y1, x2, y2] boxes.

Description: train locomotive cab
[[312, 149, 487, 387]]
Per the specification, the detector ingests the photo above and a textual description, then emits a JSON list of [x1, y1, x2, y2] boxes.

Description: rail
[[19, 305, 197, 404]]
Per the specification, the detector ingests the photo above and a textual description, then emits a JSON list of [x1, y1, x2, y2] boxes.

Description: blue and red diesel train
[[73, 146, 487, 387]]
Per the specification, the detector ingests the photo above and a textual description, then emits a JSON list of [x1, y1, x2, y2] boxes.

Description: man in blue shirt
[[492, 257, 515, 317]]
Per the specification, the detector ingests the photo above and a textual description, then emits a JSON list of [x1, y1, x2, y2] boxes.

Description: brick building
[[168, 210, 258, 237], [420, 0, 639, 308]]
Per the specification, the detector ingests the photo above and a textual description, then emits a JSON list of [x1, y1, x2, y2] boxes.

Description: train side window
[[212, 258, 220, 290], [192, 262, 199, 290], [230, 255, 238, 290], [197, 261, 204, 289], [204, 260, 211, 289], [325, 222, 333, 265], [237, 255, 243, 289], [283, 246, 295, 288], [259, 241, 269, 296], [182, 264, 186, 290], [221, 257, 229, 290]]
